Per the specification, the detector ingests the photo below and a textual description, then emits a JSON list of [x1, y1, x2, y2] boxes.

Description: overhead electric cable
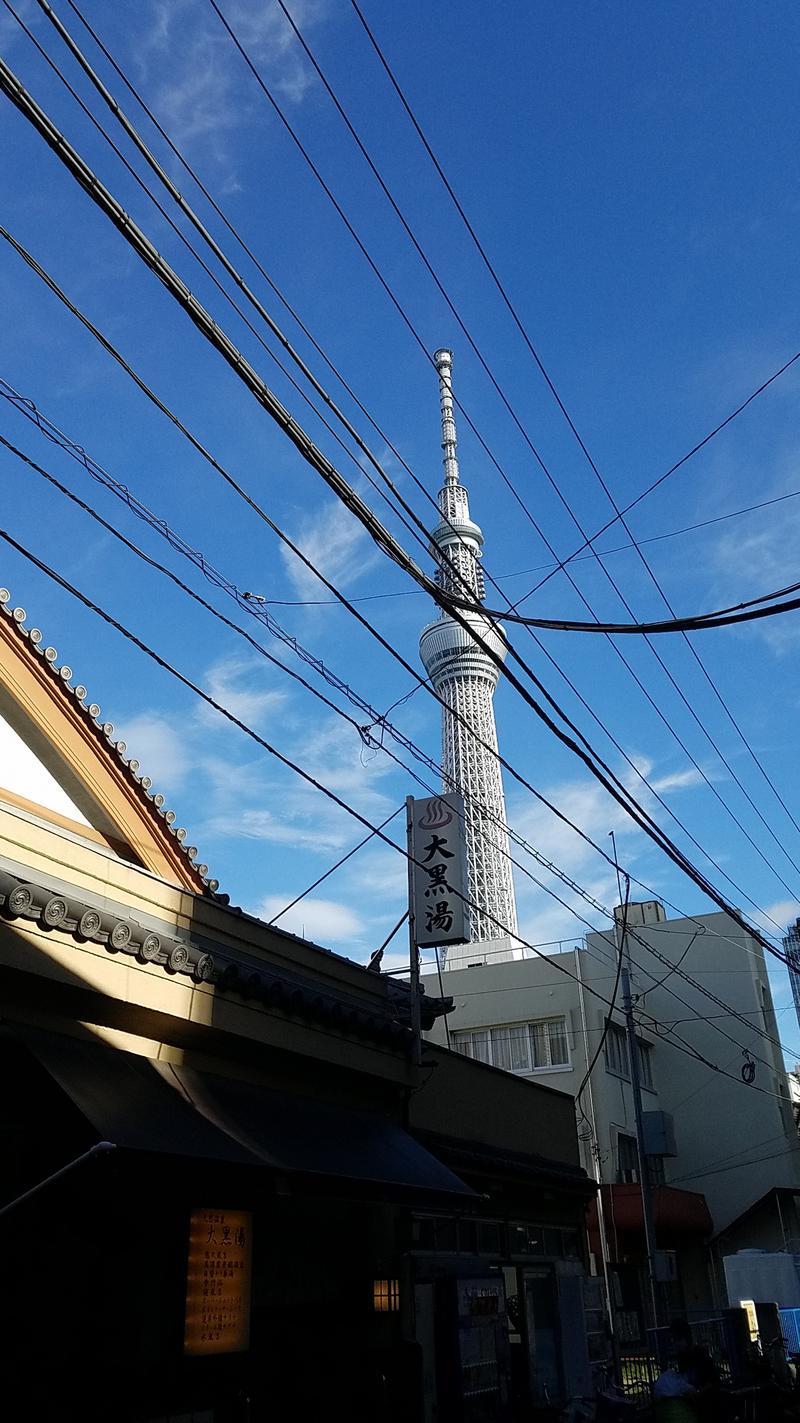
[[446, 581, 800, 634], [523, 352, 800, 596], [345, 0, 800, 849], [1, 27, 791, 950], [51, 0, 800, 638], [575, 874, 628, 1133], [1, 379, 784, 946], [213, 0, 800, 870], [0, 169, 792, 957], [347, 0, 800, 603], [197, 488, 800, 606], [265, 806, 403, 928], [0, 418, 630, 924], [0, 520, 793, 1103], [29, 5, 800, 896], [2, 413, 670, 968], [5, 376, 790, 993], [10, 422, 797, 1077]]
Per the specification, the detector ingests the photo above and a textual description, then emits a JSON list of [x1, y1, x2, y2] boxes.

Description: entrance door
[[523, 1267, 563, 1405]]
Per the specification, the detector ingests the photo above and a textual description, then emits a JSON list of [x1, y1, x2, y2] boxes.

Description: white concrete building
[[423, 902, 800, 1327]]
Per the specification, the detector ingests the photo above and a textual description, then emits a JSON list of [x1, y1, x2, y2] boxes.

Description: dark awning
[[12, 1025, 475, 1203]]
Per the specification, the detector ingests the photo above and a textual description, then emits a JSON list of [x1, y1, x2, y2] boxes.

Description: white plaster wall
[[0, 709, 91, 825]]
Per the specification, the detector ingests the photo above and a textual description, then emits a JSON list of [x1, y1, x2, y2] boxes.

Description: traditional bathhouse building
[[0, 586, 595, 1422]]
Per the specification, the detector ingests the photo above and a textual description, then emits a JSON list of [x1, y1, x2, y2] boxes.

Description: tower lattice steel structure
[[419, 349, 519, 947]]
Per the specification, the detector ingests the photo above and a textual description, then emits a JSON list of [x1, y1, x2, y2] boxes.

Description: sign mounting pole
[[406, 795, 422, 1067]]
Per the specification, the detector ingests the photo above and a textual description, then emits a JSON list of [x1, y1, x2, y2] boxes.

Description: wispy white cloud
[[0, 0, 37, 50], [505, 751, 711, 948], [649, 766, 705, 794], [139, 0, 329, 165], [255, 893, 363, 944], [117, 712, 190, 794], [755, 899, 799, 937], [709, 442, 800, 655], [279, 498, 380, 600], [198, 653, 288, 729]]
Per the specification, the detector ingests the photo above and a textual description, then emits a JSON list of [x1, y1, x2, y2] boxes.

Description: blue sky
[[1, 0, 800, 1050]]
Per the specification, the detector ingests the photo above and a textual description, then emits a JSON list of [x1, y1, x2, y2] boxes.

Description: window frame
[[616, 1131, 640, 1185], [604, 1023, 655, 1090], [452, 1015, 572, 1075]]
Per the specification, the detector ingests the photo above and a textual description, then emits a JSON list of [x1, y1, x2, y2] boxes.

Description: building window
[[617, 1133, 639, 1184], [638, 1040, 654, 1090], [373, 1279, 400, 1313], [604, 1024, 653, 1088], [530, 1018, 570, 1069], [452, 1017, 570, 1074], [605, 1023, 629, 1078]]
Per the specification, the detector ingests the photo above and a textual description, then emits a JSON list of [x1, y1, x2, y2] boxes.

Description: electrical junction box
[[642, 1111, 677, 1157], [655, 1250, 678, 1283]]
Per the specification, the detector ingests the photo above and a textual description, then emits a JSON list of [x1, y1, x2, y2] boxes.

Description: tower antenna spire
[[434, 347, 460, 487]]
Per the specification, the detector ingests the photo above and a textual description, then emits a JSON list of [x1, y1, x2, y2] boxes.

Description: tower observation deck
[[419, 350, 519, 960]]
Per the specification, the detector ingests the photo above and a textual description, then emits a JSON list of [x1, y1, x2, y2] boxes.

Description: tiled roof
[[0, 589, 218, 893]]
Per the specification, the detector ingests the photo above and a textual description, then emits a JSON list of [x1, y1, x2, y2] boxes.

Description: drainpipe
[[576, 948, 616, 1335]]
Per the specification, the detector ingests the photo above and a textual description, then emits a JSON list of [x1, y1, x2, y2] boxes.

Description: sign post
[[407, 792, 468, 1064]]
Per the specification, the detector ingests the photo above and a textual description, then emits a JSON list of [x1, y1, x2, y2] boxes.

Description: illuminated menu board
[[184, 1208, 253, 1355]]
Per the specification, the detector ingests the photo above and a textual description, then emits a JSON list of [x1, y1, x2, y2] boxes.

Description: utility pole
[[575, 948, 616, 1343], [610, 835, 661, 1354]]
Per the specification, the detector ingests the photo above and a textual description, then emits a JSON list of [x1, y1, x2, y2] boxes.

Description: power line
[[3, 0, 793, 668], [1, 27, 791, 950], [200, 487, 800, 607], [447, 579, 800, 635], [266, 0, 800, 879], [0, 344, 718, 957], [5, 369, 795, 1074], [199, 3, 800, 901], [0, 410, 628, 933], [0, 519, 793, 1104], [0, 51, 792, 1049], [0, 0, 459, 588], [669, 1142, 800, 1187], [266, 806, 403, 928], [523, 350, 800, 598], [22, 15, 800, 906], [0, 333, 790, 1049], [0, 524, 631, 1026], [5, 373, 791, 977], [63, 0, 800, 630], [346, 0, 800, 599], [0, 177, 792, 965]]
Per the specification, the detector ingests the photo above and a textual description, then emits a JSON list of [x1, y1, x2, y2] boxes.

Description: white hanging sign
[[408, 793, 468, 947]]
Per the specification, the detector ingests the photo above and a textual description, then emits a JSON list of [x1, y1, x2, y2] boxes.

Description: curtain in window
[[491, 1026, 512, 1070], [530, 1021, 549, 1068], [547, 1019, 569, 1065], [492, 1024, 530, 1072], [471, 1030, 490, 1064]]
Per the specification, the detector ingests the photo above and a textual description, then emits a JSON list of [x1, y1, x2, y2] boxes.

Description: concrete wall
[[424, 910, 800, 1237], [422, 943, 652, 1186], [587, 912, 800, 1234]]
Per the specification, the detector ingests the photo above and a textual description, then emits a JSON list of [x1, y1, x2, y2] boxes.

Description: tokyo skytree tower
[[419, 349, 519, 951]]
